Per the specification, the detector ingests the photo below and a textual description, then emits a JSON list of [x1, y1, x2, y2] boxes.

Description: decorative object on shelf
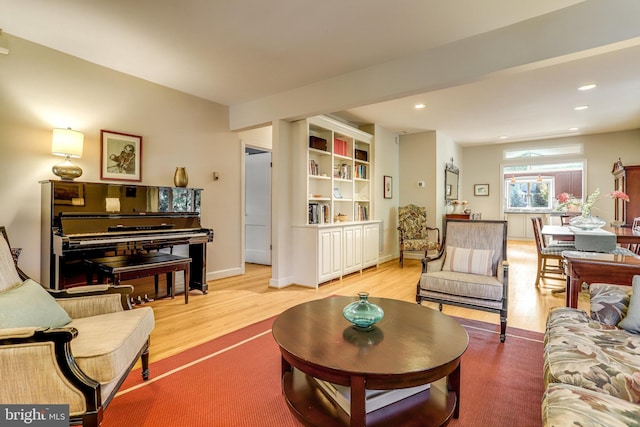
[[474, 184, 489, 196], [343, 292, 384, 331], [383, 175, 392, 199], [100, 130, 142, 182], [334, 213, 348, 222], [558, 188, 630, 230], [445, 203, 454, 214], [452, 200, 468, 214], [51, 128, 84, 181], [173, 167, 188, 187]]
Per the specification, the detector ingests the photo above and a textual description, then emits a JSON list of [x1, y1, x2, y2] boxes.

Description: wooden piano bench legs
[[85, 253, 192, 304]]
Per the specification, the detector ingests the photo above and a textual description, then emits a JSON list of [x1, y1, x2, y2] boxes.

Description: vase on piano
[[568, 213, 606, 230], [174, 167, 188, 187]]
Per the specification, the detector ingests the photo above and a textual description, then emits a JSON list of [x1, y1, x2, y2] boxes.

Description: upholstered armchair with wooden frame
[[397, 204, 440, 267], [0, 226, 154, 427], [416, 219, 509, 342]]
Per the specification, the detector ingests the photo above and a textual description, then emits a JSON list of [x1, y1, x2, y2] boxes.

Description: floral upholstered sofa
[[542, 276, 640, 426]]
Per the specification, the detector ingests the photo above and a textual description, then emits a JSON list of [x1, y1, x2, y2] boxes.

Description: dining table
[[541, 225, 640, 245], [540, 225, 640, 308]]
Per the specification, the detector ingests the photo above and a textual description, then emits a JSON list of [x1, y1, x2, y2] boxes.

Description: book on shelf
[[334, 138, 348, 156], [333, 164, 351, 180], [308, 202, 330, 224], [312, 375, 430, 416], [309, 159, 319, 176], [357, 204, 369, 221], [355, 164, 367, 179]]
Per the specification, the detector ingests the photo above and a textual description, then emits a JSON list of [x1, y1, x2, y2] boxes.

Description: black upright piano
[[41, 180, 214, 291]]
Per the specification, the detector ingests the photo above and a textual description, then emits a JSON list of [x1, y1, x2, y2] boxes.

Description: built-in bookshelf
[[291, 115, 380, 288], [296, 116, 372, 225]]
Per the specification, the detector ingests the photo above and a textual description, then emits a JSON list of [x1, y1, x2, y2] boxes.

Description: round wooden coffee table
[[272, 296, 469, 427]]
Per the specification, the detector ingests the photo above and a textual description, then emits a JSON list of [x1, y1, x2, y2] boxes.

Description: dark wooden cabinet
[[612, 160, 640, 227], [445, 213, 471, 220]]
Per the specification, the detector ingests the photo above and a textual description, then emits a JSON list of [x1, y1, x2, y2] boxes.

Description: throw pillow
[[442, 246, 494, 276], [0, 279, 72, 329], [618, 275, 640, 333], [0, 235, 21, 292]]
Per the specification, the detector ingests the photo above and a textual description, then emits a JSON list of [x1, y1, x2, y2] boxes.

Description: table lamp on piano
[[51, 127, 84, 181]]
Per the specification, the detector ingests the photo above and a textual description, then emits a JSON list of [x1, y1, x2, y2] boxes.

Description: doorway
[[245, 147, 272, 265]]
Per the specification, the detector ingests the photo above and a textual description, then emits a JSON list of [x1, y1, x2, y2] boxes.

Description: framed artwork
[[474, 184, 489, 196], [383, 175, 392, 199], [101, 130, 142, 181]]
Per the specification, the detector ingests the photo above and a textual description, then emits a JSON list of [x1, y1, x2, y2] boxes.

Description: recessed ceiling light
[[498, 135, 508, 140], [578, 84, 596, 91], [568, 127, 579, 131], [414, 103, 427, 109], [574, 105, 589, 111]]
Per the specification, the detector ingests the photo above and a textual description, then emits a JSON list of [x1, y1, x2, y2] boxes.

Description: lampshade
[[52, 128, 84, 158]]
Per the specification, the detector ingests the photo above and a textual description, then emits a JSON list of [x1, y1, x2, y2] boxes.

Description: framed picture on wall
[[384, 175, 392, 199], [100, 130, 142, 182], [474, 184, 489, 196]]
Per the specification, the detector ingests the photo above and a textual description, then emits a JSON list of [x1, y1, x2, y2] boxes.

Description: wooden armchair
[[397, 204, 440, 267], [416, 219, 509, 342], [0, 226, 154, 426]]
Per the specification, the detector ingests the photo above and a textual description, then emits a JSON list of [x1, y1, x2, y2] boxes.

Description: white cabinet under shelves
[[292, 222, 380, 288], [343, 225, 363, 275]]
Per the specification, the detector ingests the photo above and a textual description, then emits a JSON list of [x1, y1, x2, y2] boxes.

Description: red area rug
[[102, 316, 543, 427]]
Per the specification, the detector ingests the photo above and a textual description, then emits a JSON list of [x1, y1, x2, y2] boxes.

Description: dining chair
[[531, 217, 575, 288]]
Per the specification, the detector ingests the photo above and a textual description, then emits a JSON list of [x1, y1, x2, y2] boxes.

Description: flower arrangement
[[556, 188, 630, 218]]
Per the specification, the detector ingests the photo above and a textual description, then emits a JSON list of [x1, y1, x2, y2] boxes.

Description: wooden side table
[[562, 251, 640, 308]]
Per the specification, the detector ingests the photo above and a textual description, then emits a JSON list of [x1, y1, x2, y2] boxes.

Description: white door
[[245, 151, 271, 265]]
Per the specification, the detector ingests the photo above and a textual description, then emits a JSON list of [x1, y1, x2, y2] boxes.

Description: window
[[503, 144, 582, 159], [505, 177, 553, 210]]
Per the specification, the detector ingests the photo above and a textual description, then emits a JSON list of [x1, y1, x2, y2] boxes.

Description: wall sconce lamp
[[51, 128, 84, 180]]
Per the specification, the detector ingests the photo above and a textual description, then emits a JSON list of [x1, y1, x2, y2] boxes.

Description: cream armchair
[[0, 227, 154, 426], [416, 219, 509, 342]]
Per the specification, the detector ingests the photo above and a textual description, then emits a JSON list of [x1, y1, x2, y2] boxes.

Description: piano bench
[[85, 253, 192, 304]]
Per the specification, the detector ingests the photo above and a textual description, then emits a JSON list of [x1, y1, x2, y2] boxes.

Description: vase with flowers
[[556, 188, 630, 230]]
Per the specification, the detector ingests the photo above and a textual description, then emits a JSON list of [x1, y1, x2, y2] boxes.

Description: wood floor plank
[[138, 239, 587, 364]]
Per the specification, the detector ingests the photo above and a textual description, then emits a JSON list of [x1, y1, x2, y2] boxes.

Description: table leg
[[167, 272, 174, 299], [350, 376, 366, 427], [449, 361, 461, 418], [184, 267, 189, 304], [280, 356, 292, 379]]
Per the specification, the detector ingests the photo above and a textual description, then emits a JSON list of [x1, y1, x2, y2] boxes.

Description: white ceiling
[[2, 0, 640, 145]]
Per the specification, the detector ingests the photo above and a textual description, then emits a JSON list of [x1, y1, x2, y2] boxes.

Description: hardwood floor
[[141, 239, 588, 364]]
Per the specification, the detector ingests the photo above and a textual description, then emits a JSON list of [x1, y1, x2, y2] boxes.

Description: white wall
[[461, 130, 640, 224], [398, 132, 438, 228], [0, 35, 241, 281], [363, 124, 400, 262]]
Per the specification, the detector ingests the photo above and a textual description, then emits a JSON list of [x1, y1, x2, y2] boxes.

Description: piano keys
[[41, 180, 213, 291]]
